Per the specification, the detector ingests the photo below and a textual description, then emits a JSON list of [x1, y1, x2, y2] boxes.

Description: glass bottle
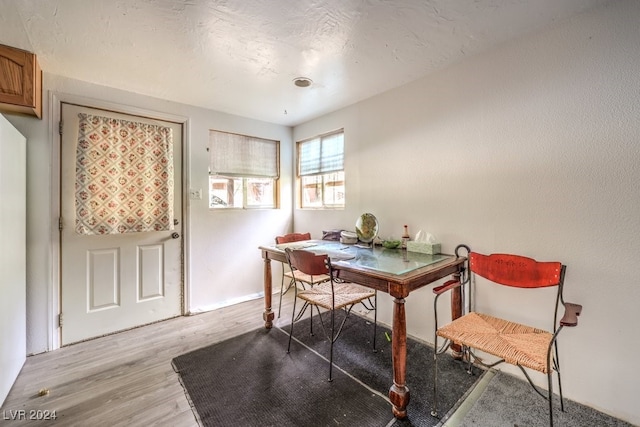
[[402, 225, 410, 249]]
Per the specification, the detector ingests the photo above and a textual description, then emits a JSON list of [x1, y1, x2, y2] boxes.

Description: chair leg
[[310, 304, 323, 336], [287, 290, 298, 353], [465, 346, 474, 374], [546, 339, 557, 427], [431, 344, 439, 417], [278, 271, 299, 318], [277, 274, 287, 318], [372, 292, 377, 352], [554, 344, 565, 412], [547, 369, 554, 427], [328, 308, 335, 382], [556, 369, 565, 410]]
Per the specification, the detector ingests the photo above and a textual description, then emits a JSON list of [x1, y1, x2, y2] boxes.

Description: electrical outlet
[[189, 189, 202, 200]]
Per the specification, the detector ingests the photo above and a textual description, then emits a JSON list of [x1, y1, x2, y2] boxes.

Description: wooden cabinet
[[0, 44, 42, 119]]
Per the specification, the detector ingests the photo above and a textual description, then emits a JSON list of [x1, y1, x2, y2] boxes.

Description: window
[[298, 130, 345, 208], [209, 130, 279, 209]]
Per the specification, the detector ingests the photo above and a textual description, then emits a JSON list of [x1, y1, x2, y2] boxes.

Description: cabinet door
[[0, 44, 42, 118]]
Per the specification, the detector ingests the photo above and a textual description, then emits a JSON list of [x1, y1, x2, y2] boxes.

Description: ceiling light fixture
[[293, 77, 313, 88]]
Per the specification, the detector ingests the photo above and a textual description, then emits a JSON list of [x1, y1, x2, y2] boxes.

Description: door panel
[[60, 103, 183, 345], [138, 244, 164, 301], [87, 248, 119, 311]]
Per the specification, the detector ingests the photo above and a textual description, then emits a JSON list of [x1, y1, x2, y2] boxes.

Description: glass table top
[[275, 240, 450, 275]]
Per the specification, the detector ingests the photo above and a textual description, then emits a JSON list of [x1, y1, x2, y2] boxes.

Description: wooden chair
[[431, 245, 582, 426], [285, 248, 377, 381], [275, 233, 329, 318]]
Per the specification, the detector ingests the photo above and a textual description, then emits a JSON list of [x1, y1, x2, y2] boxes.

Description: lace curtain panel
[[75, 113, 174, 235]]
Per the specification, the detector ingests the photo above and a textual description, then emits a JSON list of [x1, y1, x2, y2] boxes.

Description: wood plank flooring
[[1, 295, 295, 426]]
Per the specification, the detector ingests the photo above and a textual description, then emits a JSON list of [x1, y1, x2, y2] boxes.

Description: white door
[[60, 103, 183, 345]]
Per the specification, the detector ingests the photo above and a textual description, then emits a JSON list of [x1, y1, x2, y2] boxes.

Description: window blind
[[298, 131, 344, 176], [209, 130, 279, 178]]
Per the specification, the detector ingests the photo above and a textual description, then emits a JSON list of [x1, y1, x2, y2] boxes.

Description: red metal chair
[[275, 233, 329, 318], [285, 248, 377, 381], [431, 245, 582, 426]]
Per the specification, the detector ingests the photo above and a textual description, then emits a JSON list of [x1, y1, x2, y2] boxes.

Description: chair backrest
[[469, 252, 563, 289], [285, 248, 330, 277], [275, 232, 312, 244], [467, 251, 567, 332]]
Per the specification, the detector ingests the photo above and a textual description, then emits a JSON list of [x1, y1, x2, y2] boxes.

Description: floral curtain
[[75, 113, 174, 235]]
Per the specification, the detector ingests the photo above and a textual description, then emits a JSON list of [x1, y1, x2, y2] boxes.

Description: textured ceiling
[[8, 0, 609, 126]]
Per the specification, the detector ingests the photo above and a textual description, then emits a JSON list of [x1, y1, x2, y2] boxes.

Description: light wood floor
[[1, 295, 296, 427]]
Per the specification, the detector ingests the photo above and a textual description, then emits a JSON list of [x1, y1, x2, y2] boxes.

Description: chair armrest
[[560, 302, 582, 326], [433, 279, 462, 295]]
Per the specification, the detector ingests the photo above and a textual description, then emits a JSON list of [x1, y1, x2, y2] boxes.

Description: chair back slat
[[286, 249, 329, 276], [275, 232, 312, 244], [469, 252, 562, 288]]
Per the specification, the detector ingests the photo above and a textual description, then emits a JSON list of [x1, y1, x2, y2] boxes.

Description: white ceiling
[[10, 0, 609, 126]]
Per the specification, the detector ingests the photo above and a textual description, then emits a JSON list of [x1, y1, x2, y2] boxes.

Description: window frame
[[297, 129, 345, 210], [208, 130, 280, 209]]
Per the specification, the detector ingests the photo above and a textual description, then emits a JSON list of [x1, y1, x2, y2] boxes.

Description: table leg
[[389, 296, 409, 419], [262, 257, 274, 329]]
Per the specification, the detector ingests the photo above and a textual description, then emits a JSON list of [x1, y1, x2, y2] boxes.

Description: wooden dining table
[[259, 240, 466, 419]]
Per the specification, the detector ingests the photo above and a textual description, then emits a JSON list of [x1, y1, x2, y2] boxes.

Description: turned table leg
[[262, 257, 274, 329], [389, 296, 409, 418]]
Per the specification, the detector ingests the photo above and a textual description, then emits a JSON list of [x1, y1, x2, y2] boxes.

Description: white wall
[[0, 0, 31, 51], [2, 74, 292, 355], [293, 1, 640, 424]]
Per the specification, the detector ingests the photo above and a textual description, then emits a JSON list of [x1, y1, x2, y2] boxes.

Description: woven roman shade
[[298, 130, 344, 176], [209, 130, 279, 178]]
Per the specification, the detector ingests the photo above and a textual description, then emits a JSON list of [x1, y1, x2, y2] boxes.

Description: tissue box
[[406, 241, 441, 255]]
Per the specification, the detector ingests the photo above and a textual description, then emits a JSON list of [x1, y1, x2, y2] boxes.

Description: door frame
[[49, 92, 191, 350]]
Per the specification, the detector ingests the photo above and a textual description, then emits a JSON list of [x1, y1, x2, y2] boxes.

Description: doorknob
[[171, 232, 180, 239]]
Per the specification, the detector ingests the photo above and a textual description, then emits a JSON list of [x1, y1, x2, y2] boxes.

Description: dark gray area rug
[[459, 371, 634, 427], [172, 326, 391, 426], [285, 311, 484, 427], [172, 312, 484, 427]]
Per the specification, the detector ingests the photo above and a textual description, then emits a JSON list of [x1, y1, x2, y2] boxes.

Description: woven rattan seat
[[437, 312, 553, 373], [298, 282, 375, 311]]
